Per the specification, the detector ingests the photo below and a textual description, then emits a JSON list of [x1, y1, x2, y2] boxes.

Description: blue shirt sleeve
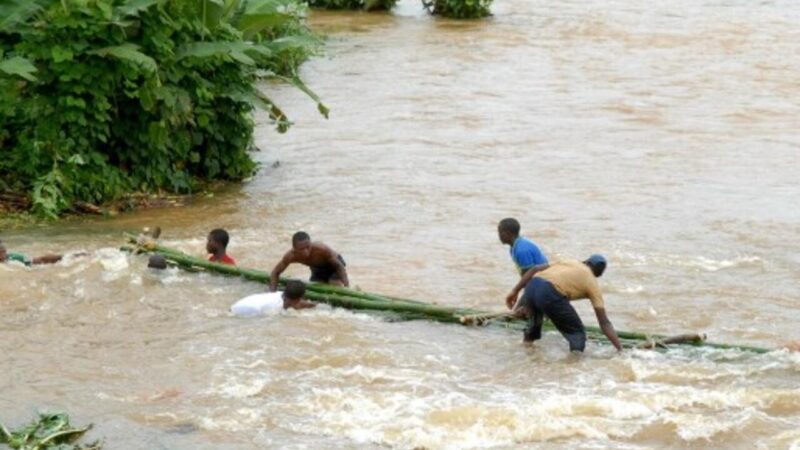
[[512, 238, 547, 272]]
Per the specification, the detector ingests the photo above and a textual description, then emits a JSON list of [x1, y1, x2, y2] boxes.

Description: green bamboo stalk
[[126, 237, 771, 353], [125, 235, 454, 307]]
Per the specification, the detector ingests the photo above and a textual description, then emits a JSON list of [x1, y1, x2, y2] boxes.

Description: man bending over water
[[269, 232, 349, 292], [508, 254, 622, 352]]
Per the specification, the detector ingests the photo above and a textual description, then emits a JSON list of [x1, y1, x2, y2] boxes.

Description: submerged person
[[148, 254, 168, 270], [269, 231, 349, 292], [497, 218, 548, 308], [507, 254, 622, 352], [206, 229, 236, 266], [231, 280, 316, 316], [0, 239, 68, 266]]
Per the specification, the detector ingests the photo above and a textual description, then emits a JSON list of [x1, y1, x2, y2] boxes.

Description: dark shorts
[[520, 277, 586, 352], [309, 254, 346, 283]]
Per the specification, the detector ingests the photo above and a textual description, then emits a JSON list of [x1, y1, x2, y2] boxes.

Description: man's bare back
[[269, 232, 349, 291]]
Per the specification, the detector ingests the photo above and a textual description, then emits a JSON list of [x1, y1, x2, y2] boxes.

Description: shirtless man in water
[[269, 231, 349, 291]]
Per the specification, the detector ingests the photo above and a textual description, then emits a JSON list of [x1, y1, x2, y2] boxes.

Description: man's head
[[584, 254, 607, 277], [0, 240, 7, 262], [292, 231, 311, 258], [148, 254, 168, 270], [206, 229, 230, 254], [282, 280, 307, 308], [497, 218, 521, 245]]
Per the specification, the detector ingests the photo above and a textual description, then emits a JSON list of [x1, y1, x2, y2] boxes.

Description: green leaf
[[89, 43, 157, 73], [276, 74, 329, 118], [264, 34, 321, 57], [0, 56, 38, 81], [237, 12, 291, 37], [176, 41, 268, 66], [51, 46, 74, 63], [114, 0, 162, 18], [68, 154, 86, 165], [223, 87, 291, 132], [0, 0, 53, 34]]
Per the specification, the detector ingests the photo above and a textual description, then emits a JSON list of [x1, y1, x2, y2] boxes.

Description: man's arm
[[269, 253, 293, 292], [293, 300, 317, 310], [594, 307, 622, 351], [329, 253, 349, 287], [505, 263, 550, 309], [31, 254, 63, 265]]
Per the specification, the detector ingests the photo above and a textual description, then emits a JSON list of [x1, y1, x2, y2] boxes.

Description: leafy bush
[[0, 412, 101, 449], [0, 0, 324, 218], [307, 0, 398, 12], [423, 0, 493, 18]]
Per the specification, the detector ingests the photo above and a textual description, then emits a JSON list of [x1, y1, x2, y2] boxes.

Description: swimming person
[[0, 239, 69, 266], [206, 229, 236, 266], [231, 280, 315, 316]]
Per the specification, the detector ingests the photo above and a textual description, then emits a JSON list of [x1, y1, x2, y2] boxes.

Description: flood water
[[2, 0, 800, 448]]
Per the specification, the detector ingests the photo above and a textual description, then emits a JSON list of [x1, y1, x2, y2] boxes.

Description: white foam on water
[[684, 255, 764, 272], [612, 251, 765, 272], [765, 428, 800, 450], [666, 407, 763, 441], [94, 248, 130, 281], [300, 305, 384, 322], [620, 284, 645, 294], [168, 346, 800, 450]]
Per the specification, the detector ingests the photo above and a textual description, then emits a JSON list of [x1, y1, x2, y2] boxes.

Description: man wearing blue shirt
[[498, 218, 548, 308]]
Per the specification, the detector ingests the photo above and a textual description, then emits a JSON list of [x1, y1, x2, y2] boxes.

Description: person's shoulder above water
[[206, 228, 236, 266], [208, 253, 236, 266]]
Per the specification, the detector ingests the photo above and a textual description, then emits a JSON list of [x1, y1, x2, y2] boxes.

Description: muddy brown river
[[2, 0, 799, 448]]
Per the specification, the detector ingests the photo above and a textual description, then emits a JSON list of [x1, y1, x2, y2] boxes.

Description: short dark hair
[[498, 218, 521, 235], [292, 231, 310, 246], [209, 229, 230, 248], [284, 280, 306, 300], [148, 254, 168, 269]]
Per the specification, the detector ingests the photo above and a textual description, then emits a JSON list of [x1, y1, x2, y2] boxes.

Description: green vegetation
[[306, 0, 398, 11], [422, 0, 493, 19], [308, 0, 492, 18], [0, 412, 101, 450], [0, 0, 325, 218]]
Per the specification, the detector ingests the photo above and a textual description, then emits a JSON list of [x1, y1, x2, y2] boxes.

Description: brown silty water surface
[[2, 0, 800, 448]]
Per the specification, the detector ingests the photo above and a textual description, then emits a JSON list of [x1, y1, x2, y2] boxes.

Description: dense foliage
[[0, 0, 324, 218], [0, 412, 101, 449], [308, 0, 491, 18], [422, 0, 493, 19], [307, 0, 398, 11]]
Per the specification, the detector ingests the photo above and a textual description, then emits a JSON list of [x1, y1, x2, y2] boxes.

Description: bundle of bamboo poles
[[124, 236, 769, 353]]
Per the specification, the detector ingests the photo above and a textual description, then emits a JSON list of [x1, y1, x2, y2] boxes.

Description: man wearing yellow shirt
[[506, 255, 622, 352]]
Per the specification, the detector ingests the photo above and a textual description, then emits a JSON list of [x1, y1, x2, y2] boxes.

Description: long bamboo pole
[[126, 237, 770, 353]]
